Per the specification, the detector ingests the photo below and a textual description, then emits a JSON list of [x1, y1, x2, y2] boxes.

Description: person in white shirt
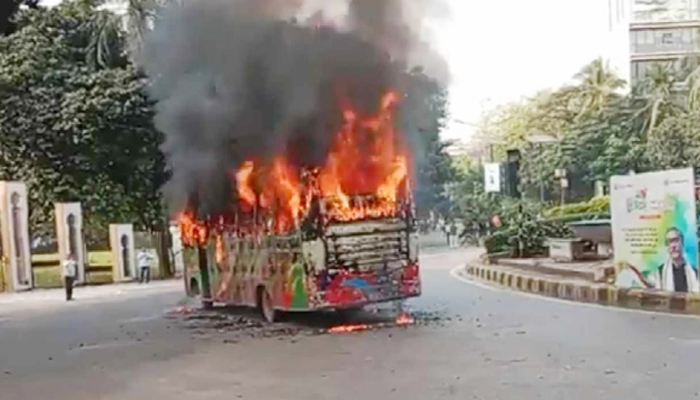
[[62, 253, 77, 301], [137, 249, 154, 284]]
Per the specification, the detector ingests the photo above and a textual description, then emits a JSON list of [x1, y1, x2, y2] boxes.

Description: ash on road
[[171, 296, 447, 341], [2, 248, 700, 400]]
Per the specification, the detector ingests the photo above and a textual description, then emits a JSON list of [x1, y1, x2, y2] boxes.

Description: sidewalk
[[0, 279, 183, 313], [462, 255, 700, 316]]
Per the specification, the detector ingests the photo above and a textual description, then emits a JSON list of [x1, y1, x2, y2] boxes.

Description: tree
[[84, 0, 163, 67], [397, 68, 456, 217], [470, 60, 649, 203], [451, 158, 501, 241], [633, 62, 686, 137], [0, 2, 166, 241], [573, 58, 625, 117], [0, 0, 38, 36], [646, 112, 700, 170]]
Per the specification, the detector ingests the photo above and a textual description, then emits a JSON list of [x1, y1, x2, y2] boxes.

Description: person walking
[[62, 253, 77, 301], [137, 248, 154, 284]]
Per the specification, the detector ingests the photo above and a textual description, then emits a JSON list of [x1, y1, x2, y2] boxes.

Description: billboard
[[483, 163, 501, 193], [611, 168, 699, 293]]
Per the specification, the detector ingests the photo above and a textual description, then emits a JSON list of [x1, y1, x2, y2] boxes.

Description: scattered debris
[[171, 302, 450, 340]]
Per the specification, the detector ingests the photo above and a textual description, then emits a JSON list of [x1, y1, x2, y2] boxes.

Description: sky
[[435, 0, 615, 142], [40, 0, 618, 143]]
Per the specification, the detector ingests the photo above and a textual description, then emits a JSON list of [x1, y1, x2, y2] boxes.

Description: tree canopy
[[398, 68, 455, 217], [0, 0, 454, 239], [0, 1, 166, 240], [469, 57, 700, 204]]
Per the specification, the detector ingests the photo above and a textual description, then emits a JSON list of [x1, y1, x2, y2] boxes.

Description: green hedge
[[484, 231, 510, 255], [545, 196, 610, 218], [482, 198, 572, 256], [545, 212, 610, 224]]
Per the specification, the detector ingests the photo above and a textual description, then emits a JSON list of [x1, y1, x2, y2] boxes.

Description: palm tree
[[633, 62, 686, 137], [682, 54, 700, 111], [573, 58, 626, 117], [122, 0, 162, 59], [83, 0, 163, 68]]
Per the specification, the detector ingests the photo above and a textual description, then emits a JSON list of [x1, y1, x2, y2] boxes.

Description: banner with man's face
[[611, 168, 699, 293]]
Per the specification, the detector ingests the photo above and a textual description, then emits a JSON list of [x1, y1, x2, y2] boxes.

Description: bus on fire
[[180, 191, 420, 322], [178, 90, 421, 322]]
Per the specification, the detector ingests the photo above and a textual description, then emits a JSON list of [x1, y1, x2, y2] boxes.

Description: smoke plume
[[141, 0, 449, 217]]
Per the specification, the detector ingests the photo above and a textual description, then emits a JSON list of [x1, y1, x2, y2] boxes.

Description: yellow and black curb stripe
[[466, 264, 700, 315]]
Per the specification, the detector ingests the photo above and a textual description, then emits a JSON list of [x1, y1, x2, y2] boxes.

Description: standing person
[[449, 222, 458, 248], [62, 253, 77, 301], [443, 221, 451, 247], [137, 248, 154, 284]]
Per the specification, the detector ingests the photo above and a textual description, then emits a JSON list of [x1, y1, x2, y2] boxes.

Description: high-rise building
[[607, 0, 633, 86], [627, 0, 700, 85]]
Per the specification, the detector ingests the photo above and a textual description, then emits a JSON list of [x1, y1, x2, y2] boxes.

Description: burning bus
[[143, 1, 444, 322], [179, 91, 420, 322]]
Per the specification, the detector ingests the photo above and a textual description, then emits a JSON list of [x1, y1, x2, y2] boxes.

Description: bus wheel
[[258, 286, 277, 323]]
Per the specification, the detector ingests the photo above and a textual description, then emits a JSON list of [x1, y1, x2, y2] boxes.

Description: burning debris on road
[[167, 303, 446, 340]]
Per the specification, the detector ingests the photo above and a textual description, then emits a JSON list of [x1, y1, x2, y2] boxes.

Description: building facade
[[607, 0, 633, 87], [628, 0, 700, 85]]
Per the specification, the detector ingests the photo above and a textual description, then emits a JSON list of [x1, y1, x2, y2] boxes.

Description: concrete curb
[[466, 263, 700, 316]]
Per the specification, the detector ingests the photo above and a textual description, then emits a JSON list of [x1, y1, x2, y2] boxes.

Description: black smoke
[[141, 0, 449, 218]]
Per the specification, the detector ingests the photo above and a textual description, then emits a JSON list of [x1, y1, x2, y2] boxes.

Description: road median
[[463, 259, 700, 316]]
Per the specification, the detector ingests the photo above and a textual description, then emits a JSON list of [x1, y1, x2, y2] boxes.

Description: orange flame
[[327, 323, 370, 334], [215, 234, 224, 264], [318, 91, 407, 223], [395, 312, 414, 326], [235, 161, 256, 206], [178, 211, 208, 247], [179, 90, 410, 235]]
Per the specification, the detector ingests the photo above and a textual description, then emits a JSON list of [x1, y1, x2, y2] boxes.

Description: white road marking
[[449, 265, 700, 320]]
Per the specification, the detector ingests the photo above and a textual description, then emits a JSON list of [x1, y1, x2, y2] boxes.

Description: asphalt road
[[2, 247, 700, 400]]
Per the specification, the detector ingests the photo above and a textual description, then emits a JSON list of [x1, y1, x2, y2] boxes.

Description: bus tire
[[257, 285, 277, 323]]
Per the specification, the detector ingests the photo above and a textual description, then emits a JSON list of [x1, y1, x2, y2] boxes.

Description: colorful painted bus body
[[183, 216, 420, 314]]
